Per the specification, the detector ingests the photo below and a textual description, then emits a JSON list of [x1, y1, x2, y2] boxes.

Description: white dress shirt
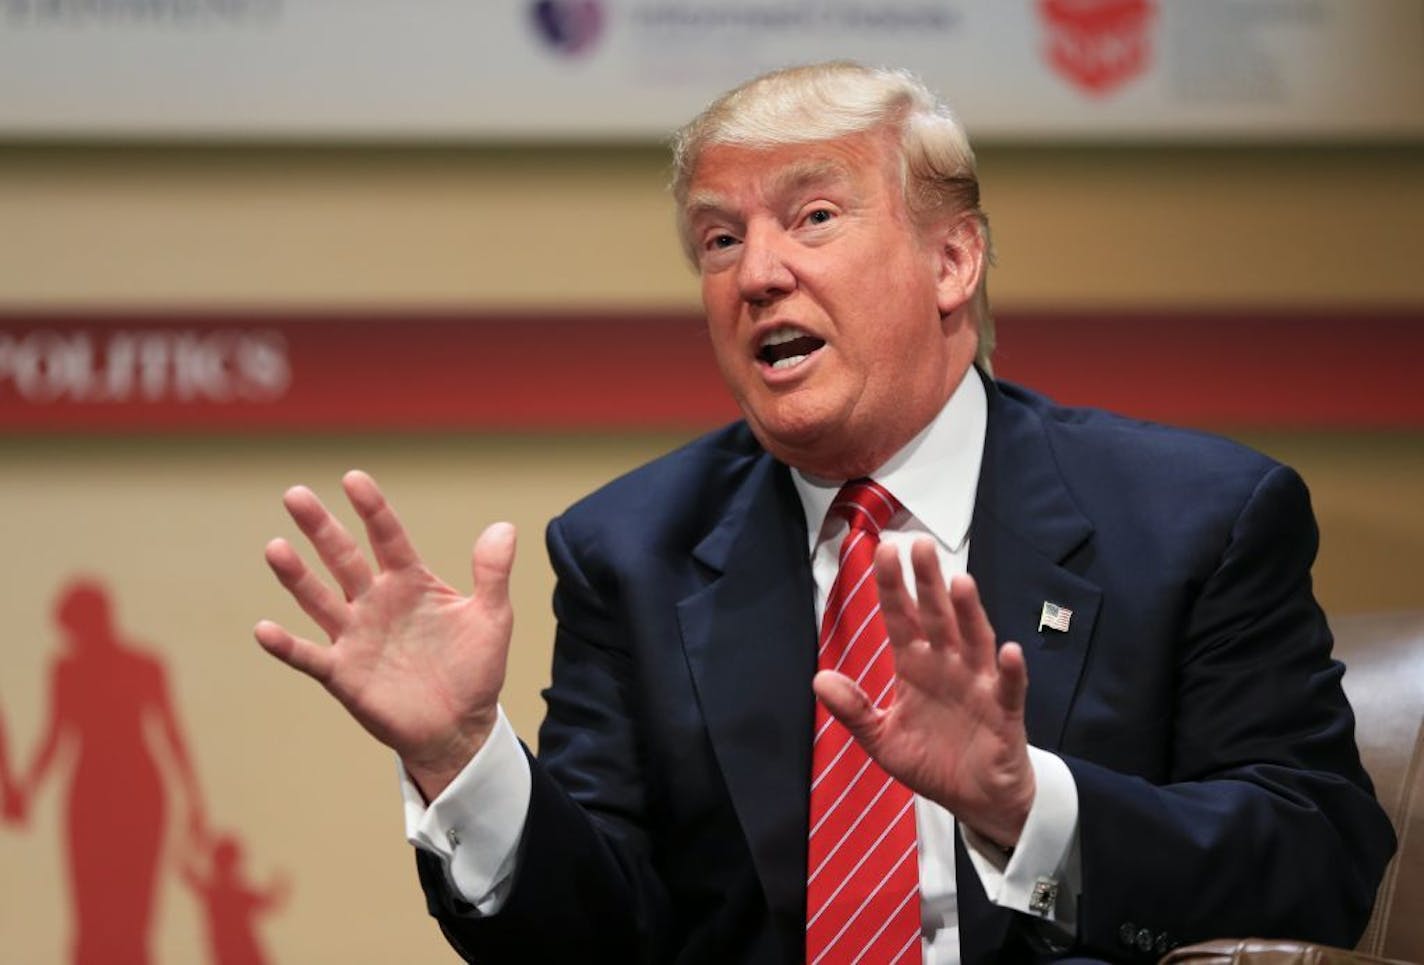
[[402, 368, 1081, 962], [790, 369, 1079, 961]]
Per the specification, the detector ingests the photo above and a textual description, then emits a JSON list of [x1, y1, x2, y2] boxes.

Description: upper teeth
[[761, 327, 806, 348]]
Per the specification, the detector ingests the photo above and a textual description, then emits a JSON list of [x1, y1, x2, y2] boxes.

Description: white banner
[[1, 0, 1421, 141]]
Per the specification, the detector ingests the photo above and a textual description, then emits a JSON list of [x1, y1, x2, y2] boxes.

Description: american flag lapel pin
[[1039, 601, 1072, 633]]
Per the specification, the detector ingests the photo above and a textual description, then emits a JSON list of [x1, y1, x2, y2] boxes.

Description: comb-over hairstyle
[[671, 61, 996, 368]]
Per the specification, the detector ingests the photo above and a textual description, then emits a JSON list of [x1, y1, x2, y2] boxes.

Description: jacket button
[[1155, 933, 1173, 955], [1119, 923, 1137, 947], [1136, 928, 1154, 952]]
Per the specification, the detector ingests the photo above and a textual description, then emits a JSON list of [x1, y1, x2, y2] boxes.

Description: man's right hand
[[254, 469, 516, 801]]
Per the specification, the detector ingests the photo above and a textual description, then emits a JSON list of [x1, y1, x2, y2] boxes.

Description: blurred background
[[1, 2, 1421, 962]]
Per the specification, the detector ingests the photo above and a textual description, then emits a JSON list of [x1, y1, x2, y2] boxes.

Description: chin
[[746, 417, 880, 479], [745, 417, 825, 470]]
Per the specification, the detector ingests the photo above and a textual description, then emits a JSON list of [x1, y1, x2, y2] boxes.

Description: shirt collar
[[790, 366, 987, 557]]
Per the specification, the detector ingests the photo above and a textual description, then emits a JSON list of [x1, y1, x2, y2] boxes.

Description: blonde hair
[[671, 61, 996, 368]]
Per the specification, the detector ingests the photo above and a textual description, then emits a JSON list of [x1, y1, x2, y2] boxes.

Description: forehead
[[683, 131, 900, 218]]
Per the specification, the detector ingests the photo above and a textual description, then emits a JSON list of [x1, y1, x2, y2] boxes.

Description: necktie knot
[[831, 478, 901, 537]]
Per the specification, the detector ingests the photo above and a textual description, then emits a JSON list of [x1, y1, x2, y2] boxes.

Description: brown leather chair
[[1159, 937, 1410, 964], [1161, 612, 1424, 965], [1338, 612, 1424, 961]]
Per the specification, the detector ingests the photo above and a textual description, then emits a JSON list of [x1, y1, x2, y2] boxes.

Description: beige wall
[[1, 140, 1421, 963], [0, 432, 687, 964], [2, 143, 1422, 308]]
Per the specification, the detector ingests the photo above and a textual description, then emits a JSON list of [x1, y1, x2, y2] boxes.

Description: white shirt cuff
[[399, 706, 531, 914], [960, 745, 1080, 927]]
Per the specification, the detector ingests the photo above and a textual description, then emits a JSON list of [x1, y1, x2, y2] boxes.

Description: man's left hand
[[813, 537, 1035, 848]]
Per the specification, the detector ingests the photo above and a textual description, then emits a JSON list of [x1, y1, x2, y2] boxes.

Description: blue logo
[[531, 1, 604, 57]]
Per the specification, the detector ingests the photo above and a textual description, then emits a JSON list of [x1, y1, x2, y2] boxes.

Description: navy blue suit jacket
[[419, 377, 1395, 964]]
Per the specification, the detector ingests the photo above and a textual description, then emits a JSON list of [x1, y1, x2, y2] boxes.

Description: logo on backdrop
[[1, 579, 288, 965], [0, 327, 290, 405], [1038, 0, 1156, 96], [530, 0, 605, 56]]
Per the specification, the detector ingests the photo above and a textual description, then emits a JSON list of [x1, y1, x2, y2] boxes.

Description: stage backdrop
[[0, 430, 693, 964], [2, 0, 1422, 142]]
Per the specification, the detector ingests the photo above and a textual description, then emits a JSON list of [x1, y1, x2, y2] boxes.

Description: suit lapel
[[676, 452, 818, 930], [969, 376, 1100, 752], [960, 378, 1102, 965]]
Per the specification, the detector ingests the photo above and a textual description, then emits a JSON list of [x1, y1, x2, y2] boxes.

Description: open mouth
[[756, 327, 826, 371]]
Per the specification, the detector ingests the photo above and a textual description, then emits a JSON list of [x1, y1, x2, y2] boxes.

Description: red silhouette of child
[[181, 831, 290, 965]]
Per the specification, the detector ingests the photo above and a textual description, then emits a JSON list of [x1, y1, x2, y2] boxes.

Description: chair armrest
[[1159, 938, 1413, 965]]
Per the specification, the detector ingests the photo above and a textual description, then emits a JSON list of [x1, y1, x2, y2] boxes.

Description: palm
[[329, 568, 507, 752], [255, 471, 516, 791]]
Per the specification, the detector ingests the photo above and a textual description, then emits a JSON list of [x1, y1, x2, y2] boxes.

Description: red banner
[[0, 310, 1420, 432], [0, 312, 736, 433]]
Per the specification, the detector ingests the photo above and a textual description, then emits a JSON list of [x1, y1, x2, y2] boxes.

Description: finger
[[949, 573, 996, 671], [283, 485, 373, 599], [909, 538, 961, 653], [470, 522, 517, 612], [872, 541, 923, 646], [264, 538, 349, 640], [253, 619, 335, 685], [812, 669, 884, 753], [996, 641, 1029, 719], [343, 470, 421, 573]]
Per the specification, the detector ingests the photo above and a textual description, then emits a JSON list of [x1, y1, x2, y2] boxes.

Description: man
[[255, 63, 1395, 963]]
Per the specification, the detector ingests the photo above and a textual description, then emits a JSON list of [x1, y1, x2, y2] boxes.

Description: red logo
[[1039, 0, 1156, 96]]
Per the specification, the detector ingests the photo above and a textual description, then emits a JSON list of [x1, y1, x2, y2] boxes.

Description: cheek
[[700, 272, 732, 315], [701, 280, 743, 347], [701, 316, 743, 380]]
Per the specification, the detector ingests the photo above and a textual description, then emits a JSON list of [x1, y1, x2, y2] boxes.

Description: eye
[[804, 208, 835, 226], [703, 232, 739, 252]]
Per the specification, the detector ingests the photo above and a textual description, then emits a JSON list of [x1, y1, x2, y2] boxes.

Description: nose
[[735, 223, 796, 305]]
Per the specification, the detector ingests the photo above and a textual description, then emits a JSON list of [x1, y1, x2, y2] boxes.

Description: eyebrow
[[683, 156, 856, 227], [769, 157, 854, 200]]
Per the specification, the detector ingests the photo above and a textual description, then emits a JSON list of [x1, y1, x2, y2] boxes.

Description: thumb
[[470, 522, 516, 610], [813, 670, 884, 750]]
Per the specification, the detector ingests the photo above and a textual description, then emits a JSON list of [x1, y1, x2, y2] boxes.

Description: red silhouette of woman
[[181, 831, 289, 965], [0, 701, 21, 823], [17, 579, 207, 965]]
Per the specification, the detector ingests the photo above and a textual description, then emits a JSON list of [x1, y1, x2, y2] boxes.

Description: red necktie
[[806, 479, 922, 965]]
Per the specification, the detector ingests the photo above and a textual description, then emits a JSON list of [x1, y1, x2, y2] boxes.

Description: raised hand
[[186, 801, 210, 853], [813, 538, 1035, 848], [255, 470, 516, 800]]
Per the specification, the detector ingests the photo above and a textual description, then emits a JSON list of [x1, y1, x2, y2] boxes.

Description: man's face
[[685, 127, 981, 479]]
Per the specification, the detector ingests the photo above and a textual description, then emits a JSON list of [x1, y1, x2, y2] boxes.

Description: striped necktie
[[806, 478, 922, 964]]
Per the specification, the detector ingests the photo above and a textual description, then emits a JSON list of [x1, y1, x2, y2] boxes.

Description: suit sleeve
[[416, 514, 673, 964], [1064, 464, 1396, 961]]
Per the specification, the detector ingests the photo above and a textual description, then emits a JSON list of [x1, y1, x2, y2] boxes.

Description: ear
[[931, 216, 987, 318]]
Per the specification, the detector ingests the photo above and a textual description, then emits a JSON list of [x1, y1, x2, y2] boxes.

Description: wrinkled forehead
[[681, 132, 901, 224], [683, 154, 856, 223]]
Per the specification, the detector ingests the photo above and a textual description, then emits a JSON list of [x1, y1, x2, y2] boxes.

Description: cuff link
[[1028, 876, 1059, 916]]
